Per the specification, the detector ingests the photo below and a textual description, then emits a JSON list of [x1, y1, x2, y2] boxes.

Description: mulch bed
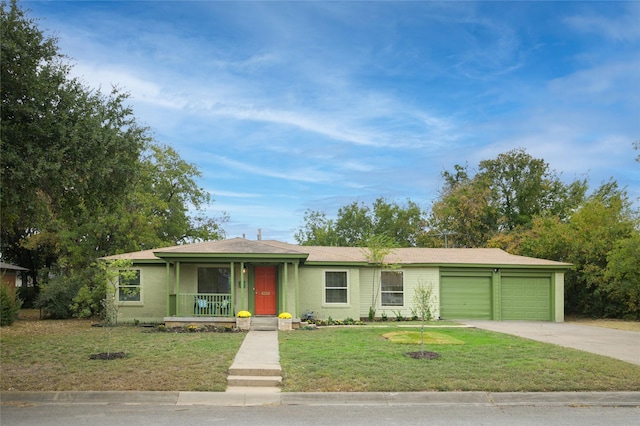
[[405, 351, 440, 359]]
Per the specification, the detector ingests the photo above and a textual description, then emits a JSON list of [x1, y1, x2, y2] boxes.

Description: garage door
[[440, 275, 492, 319], [501, 276, 551, 320]]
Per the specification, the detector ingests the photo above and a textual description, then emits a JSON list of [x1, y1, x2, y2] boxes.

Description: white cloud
[[547, 60, 640, 106], [565, 4, 640, 42], [207, 190, 262, 199], [206, 155, 336, 184]]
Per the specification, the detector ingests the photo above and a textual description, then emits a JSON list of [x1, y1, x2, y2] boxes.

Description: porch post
[[165, 262, 170, 317], [240, 261, 245, 311], [283, 262, 288, 314], [294, 261, 299, 318], [230, 261, 235, 317], [175, 261, 181, 316]]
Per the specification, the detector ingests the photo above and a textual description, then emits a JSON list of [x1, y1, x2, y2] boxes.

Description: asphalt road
[[2, 403, 639, 426]]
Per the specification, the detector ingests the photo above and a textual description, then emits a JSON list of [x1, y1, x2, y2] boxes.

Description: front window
[[198, 267, 231, 293], [325, 271, 348, 304], [118, 270, 141, 302], [381, 270, 403, 306]]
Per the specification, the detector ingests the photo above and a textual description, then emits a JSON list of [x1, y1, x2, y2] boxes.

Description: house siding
[[361, 267, 440, 320], [117, 265, 166, 323], [298, 266, 361, 320], [282, 263, 299, 317]]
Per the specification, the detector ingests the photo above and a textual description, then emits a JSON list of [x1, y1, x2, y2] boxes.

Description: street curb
[[2, 391, 639, 407]]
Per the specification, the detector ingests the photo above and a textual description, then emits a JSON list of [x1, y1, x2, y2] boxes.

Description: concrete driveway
[[465, 321, 640, 366]]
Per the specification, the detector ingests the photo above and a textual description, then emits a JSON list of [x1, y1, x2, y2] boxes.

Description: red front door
[[254, 266, 277, 315]]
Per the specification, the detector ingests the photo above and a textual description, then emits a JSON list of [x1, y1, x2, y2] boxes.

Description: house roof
[[0, 262, 28, 271], [103, 238, 571, 268]]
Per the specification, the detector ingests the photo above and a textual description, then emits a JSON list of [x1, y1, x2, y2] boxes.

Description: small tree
[[413, 279, 435, 355], [361, 234, 398, 320], [97, 259, 134, 357]]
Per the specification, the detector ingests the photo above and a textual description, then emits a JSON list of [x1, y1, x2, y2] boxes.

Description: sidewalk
[[2, 390, 639, 407]]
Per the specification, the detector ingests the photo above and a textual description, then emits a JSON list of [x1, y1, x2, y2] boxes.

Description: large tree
[[499, 181, 639, 318], [1, 1, 226, 315], [422, 165, 498, 247], [427, 148, 587, 247], [1, 1, 146, 277], [295, 198, 424, 247]]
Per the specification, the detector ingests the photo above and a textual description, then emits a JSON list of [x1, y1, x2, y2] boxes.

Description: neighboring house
[[103, 238, 570, 324], [0, 262, 28, 289]]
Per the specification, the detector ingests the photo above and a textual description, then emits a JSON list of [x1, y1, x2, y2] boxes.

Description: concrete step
[[227, 375, 282, 387], [250, 317, 278, 331], [228, 365, 281, 377]]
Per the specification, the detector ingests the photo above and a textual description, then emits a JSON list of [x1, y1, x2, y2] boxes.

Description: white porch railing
[[176, 293, 232, 317]]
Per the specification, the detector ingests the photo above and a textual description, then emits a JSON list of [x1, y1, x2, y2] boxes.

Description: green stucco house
[[104, 238, 570, 324]]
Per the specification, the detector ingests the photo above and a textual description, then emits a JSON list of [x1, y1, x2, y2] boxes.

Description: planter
[[278, 318, 292, 331], [236, 317, 251, 330]]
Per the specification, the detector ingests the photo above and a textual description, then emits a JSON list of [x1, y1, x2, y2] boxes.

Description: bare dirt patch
[[405, 351, 441, 359], [89, 352, 127, 360]]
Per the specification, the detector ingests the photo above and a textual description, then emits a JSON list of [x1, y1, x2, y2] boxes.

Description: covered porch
[[156, 239, 308, 322]]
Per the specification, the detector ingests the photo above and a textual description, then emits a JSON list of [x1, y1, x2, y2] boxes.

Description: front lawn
[[3, 315, 639, 392], [0, 318, 245, 391], [279, 326, 640, 392]]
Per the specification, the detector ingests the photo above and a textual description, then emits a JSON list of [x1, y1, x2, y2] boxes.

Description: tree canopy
[[493, 181, 639, 319], [295, 145, 639, 319], [425, 148, 588, 247], [1, 1, 226, 315], [295, 198, 424, 247]]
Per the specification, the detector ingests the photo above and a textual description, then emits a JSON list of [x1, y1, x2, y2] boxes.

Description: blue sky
[[25, 1, 640, 242]]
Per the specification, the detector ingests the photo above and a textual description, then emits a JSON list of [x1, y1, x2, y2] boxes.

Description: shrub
[[71, 282, 106, 318], [35, 269, 82, 319], [0, 284, 23, 326]]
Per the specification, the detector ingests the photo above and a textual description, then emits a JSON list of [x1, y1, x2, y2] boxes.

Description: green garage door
[[501, 277, 551, 320], [440, 275, 492, 319]]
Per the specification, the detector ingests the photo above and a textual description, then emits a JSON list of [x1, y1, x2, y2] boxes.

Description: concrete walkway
[[466, 320, 640, 366], [225, 330, 282, 393]]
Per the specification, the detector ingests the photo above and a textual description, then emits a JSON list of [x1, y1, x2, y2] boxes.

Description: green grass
[[3, 316, 640, 392], [382, 331, 465, 345], [1, 319, 245, 391], [279, 326, 640, 392]]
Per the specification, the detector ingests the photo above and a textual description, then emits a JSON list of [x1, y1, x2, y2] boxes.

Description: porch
[[173, 293, 234, 317]]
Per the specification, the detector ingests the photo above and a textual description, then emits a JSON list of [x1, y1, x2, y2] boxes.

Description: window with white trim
[[324, 271, 348, 304], [118, 270, 141, 302], [381, 270, 403, 306]]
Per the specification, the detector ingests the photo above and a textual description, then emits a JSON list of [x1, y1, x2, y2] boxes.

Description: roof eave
[[153, 252, 309, 262]]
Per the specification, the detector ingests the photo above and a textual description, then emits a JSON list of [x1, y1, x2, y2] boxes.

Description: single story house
[[103, 238, 570, 324]]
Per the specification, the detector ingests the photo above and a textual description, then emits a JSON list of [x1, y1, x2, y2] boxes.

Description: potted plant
[[236, 310, 252, 330], [278, 312, 293, 331]]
